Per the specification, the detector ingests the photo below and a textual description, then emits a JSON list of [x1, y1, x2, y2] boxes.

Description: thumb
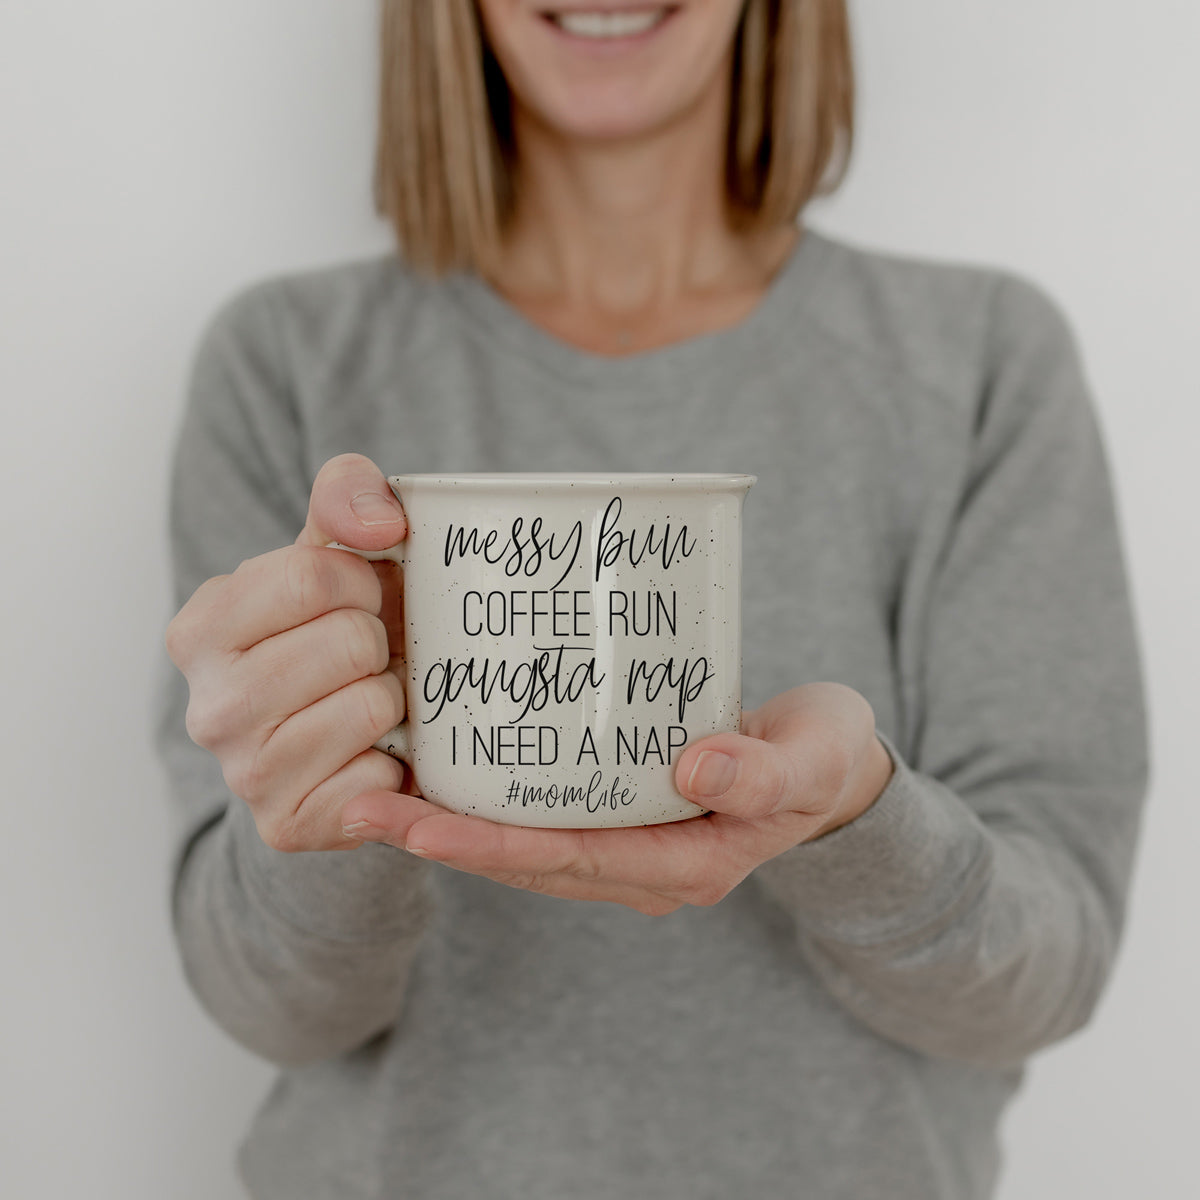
[[296, 453, 407, 551], [674, 730, 817, 823]]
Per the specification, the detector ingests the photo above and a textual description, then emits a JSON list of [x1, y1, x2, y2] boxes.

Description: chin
[[481, 1, 737, 147], [530, 77, 694, 144]]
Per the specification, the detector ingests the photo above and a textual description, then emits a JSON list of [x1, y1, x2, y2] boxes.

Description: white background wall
[[1, 1, 1195, 1196]]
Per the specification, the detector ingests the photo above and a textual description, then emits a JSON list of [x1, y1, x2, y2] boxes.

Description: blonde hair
[[375, 0, 854, 275]]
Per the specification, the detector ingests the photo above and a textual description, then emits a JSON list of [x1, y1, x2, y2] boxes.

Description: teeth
[[553, 9, 667, 39]]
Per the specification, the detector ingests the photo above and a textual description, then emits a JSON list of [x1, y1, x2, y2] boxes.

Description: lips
[[540, 6, 676, 40]]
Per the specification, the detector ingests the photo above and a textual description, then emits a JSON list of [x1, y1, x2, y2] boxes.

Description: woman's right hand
[[165, 454, 411, 852]]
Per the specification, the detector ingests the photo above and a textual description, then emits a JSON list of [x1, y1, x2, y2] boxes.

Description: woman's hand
[[342, 684, 895, 914], [166, 454, 412, 852]]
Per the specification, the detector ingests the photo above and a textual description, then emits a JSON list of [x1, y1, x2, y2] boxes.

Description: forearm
[[753, 742, 1142, 1069], [173, 800, 435, 1067]]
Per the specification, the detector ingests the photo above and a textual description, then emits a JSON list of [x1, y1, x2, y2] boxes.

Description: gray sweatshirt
[[156, 229, 1148, 1200]]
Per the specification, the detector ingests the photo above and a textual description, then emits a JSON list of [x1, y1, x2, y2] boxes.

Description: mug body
[[390, 473, 753, 828]]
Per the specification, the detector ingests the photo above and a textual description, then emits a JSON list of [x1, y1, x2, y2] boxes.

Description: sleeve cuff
[[227, 799, 435, 945], [752, 732, 994, 949]]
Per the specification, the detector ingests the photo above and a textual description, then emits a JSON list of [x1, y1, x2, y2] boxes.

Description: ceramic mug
[[342, 473, 754, 829]]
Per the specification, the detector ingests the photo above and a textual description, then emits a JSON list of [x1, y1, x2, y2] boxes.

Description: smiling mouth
[[540, 7, 678, 40]]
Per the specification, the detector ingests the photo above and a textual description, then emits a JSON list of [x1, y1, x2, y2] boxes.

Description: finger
[[386, 812, 748, 912], [296, 453, 407, 552], [678, 683, 882, 828], [253, 750, 410, 853], [203, 543, 386, 656], [376, 559, 405, 658], [222, 607, 395, 732], [346, 799, 683, 912], [168, 544, 384, 669], [341, 789, 449, 846], [235, 671, 406, 808], [674, 730, 823, 822]]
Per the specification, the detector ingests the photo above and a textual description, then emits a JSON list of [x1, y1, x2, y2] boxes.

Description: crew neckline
[[440, 226, 832, 385]]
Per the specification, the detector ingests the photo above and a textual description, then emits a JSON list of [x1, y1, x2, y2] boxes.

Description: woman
[[160, 1, 1148, 1196]]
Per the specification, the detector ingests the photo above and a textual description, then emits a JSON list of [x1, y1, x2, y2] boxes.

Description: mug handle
[[328, 541, 412, 766]]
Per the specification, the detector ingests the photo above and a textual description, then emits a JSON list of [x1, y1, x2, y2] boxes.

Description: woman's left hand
[[340, 683, 894, 915]]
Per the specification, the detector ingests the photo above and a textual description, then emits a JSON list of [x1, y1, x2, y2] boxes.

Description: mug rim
[[387, 472, 756, 492]]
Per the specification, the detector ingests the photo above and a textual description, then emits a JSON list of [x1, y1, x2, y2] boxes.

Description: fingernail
[[404, 843, 432, 859], [686, 751, 738, 798], [342, 820, 377, 839], [351, 491, 403, 526]]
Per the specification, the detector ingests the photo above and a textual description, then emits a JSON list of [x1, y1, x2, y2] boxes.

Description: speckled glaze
[[355, 473, 753, 828]]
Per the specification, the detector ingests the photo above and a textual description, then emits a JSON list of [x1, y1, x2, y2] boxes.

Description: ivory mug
[[343, 473, 754, 829]]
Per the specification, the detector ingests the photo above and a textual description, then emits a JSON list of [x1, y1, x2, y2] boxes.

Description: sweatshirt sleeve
[[154, 283, 435, 1067], [752, 274, 1149, 1070]]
